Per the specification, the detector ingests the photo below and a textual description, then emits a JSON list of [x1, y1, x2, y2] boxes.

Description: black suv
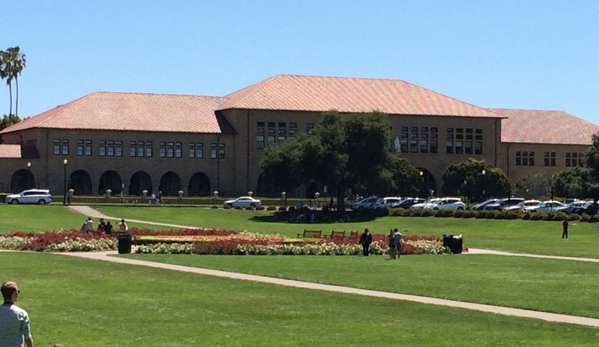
[[484, 198, 525, 211], [571, 201, 599, 215]]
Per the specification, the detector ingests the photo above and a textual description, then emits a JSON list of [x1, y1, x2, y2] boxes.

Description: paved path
[[68, 205, 197, 229], [62, 205, 599, 328]]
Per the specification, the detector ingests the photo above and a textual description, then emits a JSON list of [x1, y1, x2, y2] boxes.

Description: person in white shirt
[[0, 280, 34, 347]]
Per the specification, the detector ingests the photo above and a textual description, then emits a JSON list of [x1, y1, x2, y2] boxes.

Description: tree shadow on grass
[[248, 210, 378, 225]]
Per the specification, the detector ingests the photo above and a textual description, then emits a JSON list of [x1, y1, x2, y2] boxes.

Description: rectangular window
[[115, 141, 123, 157], [167, 148, 174, 158], [189, 143, 195, 158], [278, 135, 286, 142], [77, 139, 84, 156], [455, 141, 463, 154], [517, 151, 535, 166], [137, 147, 144, 157], [62, 139, 69, 155], [411, 126, 418, 132], [410, 139, 418, 153], [456, 128, 464, 134], [544, 152, 556, 166], [306, 123, 314, 134], [419, 140, 428, 153], [289, 122, 297, 128], [401, 126, 409, 132], [85, 144, 92, 156], [256, 121, 265, 127], [146, 147, 153, 157], [421, 127, 428, 132], [160, 148, 166, 158], [175, 148, 182, 158], [107, 147, 114, 156], [465, 141, 473, 154], [267, 135, 275, 145], [53, 139, 61, 155], [474, 142, 482, 155], [130, 141, 137, 156], [430, 140, 438, 154], [446, 140, 454, 154], [267, 122, 275, 128], [257, 135, 265, 149], [400, 139, 408, 153], [289, 129, 297, 137], [278, 122, 286, 128], [100, 146, 106, 156]]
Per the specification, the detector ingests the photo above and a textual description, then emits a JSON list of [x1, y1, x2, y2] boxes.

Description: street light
[[281, 191, 287, 207], [419, 171, 424, 198], [481, 170, 486, 201], [62, 159, 68, 205], [27, 162, 31, 188]]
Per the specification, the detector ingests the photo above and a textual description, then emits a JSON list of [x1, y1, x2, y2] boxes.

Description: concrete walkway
[[68, 205, 198, 229], [61, 205, 599, 328]]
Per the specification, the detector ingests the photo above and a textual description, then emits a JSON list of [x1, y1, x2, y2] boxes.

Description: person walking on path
[[0, 281, 34, 347], [562, 219, 569, 239], [359, 228, 372, 256], [118, 219, 129, 234]]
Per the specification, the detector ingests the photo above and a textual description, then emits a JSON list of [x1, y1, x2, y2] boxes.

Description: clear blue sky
[[2, 1, 598, 123]]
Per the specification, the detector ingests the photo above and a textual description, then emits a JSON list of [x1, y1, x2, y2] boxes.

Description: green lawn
[[4, 252, 598, 346], [124, 253, 599, 319], [0, 205, 176, 233], [96, 206, 599, 257]]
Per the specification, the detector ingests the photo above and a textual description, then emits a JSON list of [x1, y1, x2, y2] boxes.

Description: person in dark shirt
[[359, 228, 372, 256], [104, 221, 113, 235]]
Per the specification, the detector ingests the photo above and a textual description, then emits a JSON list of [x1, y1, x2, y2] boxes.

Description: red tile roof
[[0, 92, 232, 134], [218, 74, 503, 118], [0, 144, 21, 158], [490, 108, 599, 145]]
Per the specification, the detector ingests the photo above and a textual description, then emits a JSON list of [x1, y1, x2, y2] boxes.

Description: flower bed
[[0, 228, 461, 255]]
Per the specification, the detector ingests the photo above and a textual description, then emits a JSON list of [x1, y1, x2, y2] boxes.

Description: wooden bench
[[297, 229, 323, 238], [326, 230, 346, 238], [349, 231, 359, 239]]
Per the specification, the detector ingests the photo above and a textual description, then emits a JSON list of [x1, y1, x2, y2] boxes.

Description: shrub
[[462, 210, 477, 219], [530, 212, 545, 220], [522, 212, 531, 220], [372, 208, 390, 217], [234, 205, 243, 210], [434, 209, 454, 218], [266, 206, 277, 211], [211, 205, 219, 209], [277, 206, 287, 211], [495, 210, 522, 220], [589, 214, 599, 223], [223, 205, 232, 210], [567, 213, 581, 221], [476, 210, 498, 219], [453, 210, 464, 218], [580, 214, 591, 222], [420, 209, 434, 217]]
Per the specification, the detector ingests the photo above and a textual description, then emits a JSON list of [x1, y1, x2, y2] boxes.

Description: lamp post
[[314, 192, 320, 210], [419, 171, 424, 198], [27, 162, 31, 188], [481, 169, 486, 202], [282, 191, 287, 207], [62, 159, 68, 205], [550, 175, 555, 213]]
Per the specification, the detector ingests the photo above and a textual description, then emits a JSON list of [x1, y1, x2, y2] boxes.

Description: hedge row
[[384, 207, 599, 222]]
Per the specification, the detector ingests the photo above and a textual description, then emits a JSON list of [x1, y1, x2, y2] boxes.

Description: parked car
[[564, 200, 588, 214], [371, 197, 403, 210], [570, 201, 599, 215], [411, 198, 441, 209], [471, 198, 500, 211], [223, 196, 261, 208], [522, 200, 568, 214], [484, 198, 525, 211], [350, 197, 380, 210], [502, 199, 541, 212], [396, 197, 426, 209], [430, 197, 466, 211], [5, 189, 52, 205]]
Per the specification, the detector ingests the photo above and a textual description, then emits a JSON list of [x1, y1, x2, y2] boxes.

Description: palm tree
[[0, 50, 8, 114], [3, 47, 26, 117]]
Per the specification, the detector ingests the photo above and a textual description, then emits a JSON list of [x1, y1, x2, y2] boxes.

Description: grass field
[[0, 205, 176, 233], [124, 253, 599, 318], [95, 206, 599, 257], [4, 252, 599, 346], [3, 204, 599, 345]]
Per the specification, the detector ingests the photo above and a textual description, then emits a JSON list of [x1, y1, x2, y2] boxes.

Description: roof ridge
[[91, 91, 225, 99]]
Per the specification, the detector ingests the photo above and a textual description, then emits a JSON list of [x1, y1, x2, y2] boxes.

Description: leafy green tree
[[260, 134, 304, 193], [261, 110, 418, 211], [514, 173, 551, 199], [441, 158, 510, 202], [552, 167, 590, 199], [585, 132, 599, 182], [0, 113, 21, 131]]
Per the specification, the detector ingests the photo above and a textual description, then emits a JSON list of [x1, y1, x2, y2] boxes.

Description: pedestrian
[[359, 228, 372, 256], [157, 191, 163, 205], [394, 228, 403, 259], [0, 281, 34, 347], [97, 218, 106, 234], [119, 219, 129, 233], [104, 221, 113, 236], [81, 217, 93, 234], [562, 219, 569, 239], [388, 229, 397, 260], [150, 192, 157, 205]]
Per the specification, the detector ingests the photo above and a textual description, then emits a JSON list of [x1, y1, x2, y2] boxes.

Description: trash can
[[118, 234, 131, 254], [443, 234, 453, 248], [450, 236, 463, 254]]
